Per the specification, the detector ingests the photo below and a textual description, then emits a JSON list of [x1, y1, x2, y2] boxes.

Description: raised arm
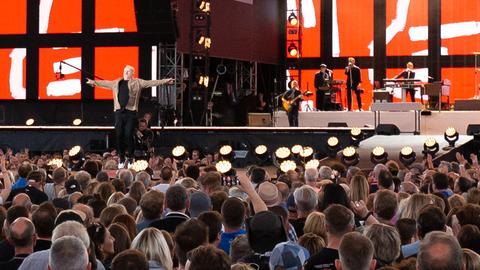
[[0, 156, 11, 205], [86, 78, 116, 89], [139, 78, 174, 89], [238, 174, 268, 213]]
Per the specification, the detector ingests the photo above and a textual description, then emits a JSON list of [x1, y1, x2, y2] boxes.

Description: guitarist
[[314, 63, 332, 111], [283, 80, 303, 127]]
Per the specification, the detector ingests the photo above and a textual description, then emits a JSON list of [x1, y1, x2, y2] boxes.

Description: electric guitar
[[282, 93, 303, 112]]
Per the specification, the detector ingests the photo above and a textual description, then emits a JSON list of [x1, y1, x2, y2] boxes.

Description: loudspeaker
[[328, 122, 348, 127], [376, 124, 400, 135], [134, 0, 177, 41], [248, 113, 272, 127], [455, 100, 480, 111], [467, 124, 480, 135]]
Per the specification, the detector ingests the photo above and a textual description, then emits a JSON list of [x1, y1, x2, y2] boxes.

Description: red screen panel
[[286, 0, 321, 58], [333, 0, 373, 57], [95, 0, 138, 33], [441, 0, 480, 55], [386, 0, 428, 56], [39, 0, 82, 34], [0, 0, 26, 34], [39, 47, 82, 100], [441, 68, 476, 100], [94, 47, 139, 99], [0, 49, 26, 100]]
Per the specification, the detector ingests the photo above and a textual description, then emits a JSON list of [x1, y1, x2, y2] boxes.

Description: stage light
[[291, 144, 303, 155], [196, 34, 212, 49], [68, 145, 84, 161], [341, 146, 359, 166], [326, 136, 340, 158], [199, 75, 209, 87], [275, 147, 291, 160], [305, 159, 320, 170], [288, 12, 298, 26], [72, 118, 82, 126], [197, 0, 210, 12], [254, 145, 268, 161], [423, 137, 439, 157], [172, 145, 187, 160], [130, 160, 149, 172], [288, 43, 298, 57], [370, 146, 388, 165], [47, 158, 63, 168], [280, 160, 297, 173], [350, 127, 363, 147], [300, 147, 314, 161], [25, 118, 35, 126], [219, 145, 234, 160], [216, 160, 232, 174], [444, 127, 459, 149], [399, 146, 416, 167]]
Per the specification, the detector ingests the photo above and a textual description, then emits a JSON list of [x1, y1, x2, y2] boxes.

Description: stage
[[274, 110, 480, 135]]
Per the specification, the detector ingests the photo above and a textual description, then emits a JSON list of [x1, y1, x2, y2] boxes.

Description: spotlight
[[326, 136, 340, 158], [216, 160, 232, 174], [254, 145, 268, 160], [341, 146, 359, 166], [68, 145, 84, 161], [280, 160, 297, 173], [197, 0, 210, 12], [72, 118, 82, 126], [25, 118, 35, 126], [299, 147, 314, 161], [199, 75, 209, 87], [305, 159, 320, 170], [288, 12, 298, 26], [47, 158, 63, 168], [370, 146, 388, 165], [399, 146, 416, 167], [130, 160, 149, 172], [288, 43, 298, 57], [219, 145, 234, 160], [291, 145, 303, 156], [350, 127, 363, 147], [172, 145, 187, 160], [444, 127, 459, 149], [275, 147, 291, 161], [423, 137, 439, 157]]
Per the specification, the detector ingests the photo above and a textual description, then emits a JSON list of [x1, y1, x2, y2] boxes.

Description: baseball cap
[[269, 241, 310, 270], [65, 179, 81, 194], [189, 191, 211, 218]]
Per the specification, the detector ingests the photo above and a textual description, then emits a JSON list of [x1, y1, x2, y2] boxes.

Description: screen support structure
[[475, 52, 480, 99]]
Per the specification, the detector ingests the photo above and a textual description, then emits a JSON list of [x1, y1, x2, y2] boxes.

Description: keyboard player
[[394, 62, 416, 102]]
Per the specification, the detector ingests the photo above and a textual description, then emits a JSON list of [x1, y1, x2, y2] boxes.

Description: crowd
[[0, 147, 479, 270]]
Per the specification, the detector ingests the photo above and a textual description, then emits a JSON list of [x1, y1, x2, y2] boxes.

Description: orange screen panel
[[441, 0, 480, 55], [94, 47, 139, 99], [334, 0, 373, 57], [38, 47, 82, 100], [441, 68, 476, 100], [386, 0, 428, 56], [286, 0, 321, 58], [95, 0, 138, 32], [0, 0, 26, 34], [0, 49, 26, 100], [39, 0, 82, 34]]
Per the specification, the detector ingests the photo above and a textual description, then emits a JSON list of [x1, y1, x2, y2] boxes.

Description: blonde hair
[[303, 212, 327, 241], [448, 194, 466, 209], [107, 192, 125, 206], [348, 57, 355, 64], [463, 248, 480, 270], [131, 227, 173, 270], [407, 62, 414, 69], [399, 193, 432, 219], [124, 65, 135, 73], [350, 175, 369, 202], [298, 232, 326, 256]]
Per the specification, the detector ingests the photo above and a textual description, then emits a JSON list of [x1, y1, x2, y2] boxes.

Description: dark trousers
[[406, 88, 415, 102], [114, 110, 137, 161], [287, 109, 299, 127], [347, 86, 362, 111], [316, 90, 326, 111]]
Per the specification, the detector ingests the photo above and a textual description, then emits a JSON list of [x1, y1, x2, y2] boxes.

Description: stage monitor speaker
[[328, 122, 348, 127], [376, 124, 400, 135], [467, 124, 480, 135], [373, 90, 392, 103], [134, 0, 177, 41], [248, 113, 272, 127], [455, 99, 480, 111]]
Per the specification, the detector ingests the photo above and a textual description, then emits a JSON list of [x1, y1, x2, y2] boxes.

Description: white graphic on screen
[[9, 49, 26, 99], [46, 55, 81, 97]]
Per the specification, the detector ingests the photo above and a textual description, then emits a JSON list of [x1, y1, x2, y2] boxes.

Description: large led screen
[[95, 0, 138, 33], [441, 0, 480, 55], [386, 0, 428, 56], [39, 47, 82, 100], [333, 0, 373, 57], [0, 0, 26, 34], [0, 49, 26, 100], [286, 0, 321, 58], [94, 47, 139, 99], [39, 0, 82, 34]]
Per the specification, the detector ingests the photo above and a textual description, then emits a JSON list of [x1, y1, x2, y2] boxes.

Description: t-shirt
[[290, 217, 307, 237], [118, 79, 130, 109], [219, 229, 247, 255], [305, 247, 339, 270]]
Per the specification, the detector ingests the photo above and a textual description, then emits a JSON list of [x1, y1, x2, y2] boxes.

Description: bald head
[[72, 204, 94, 226], [417, 231, 463, 270], [13, 193, 32, 210], [9, 217, 36, 248]]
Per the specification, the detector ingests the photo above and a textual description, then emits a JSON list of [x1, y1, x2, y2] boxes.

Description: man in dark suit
[[282, 80, 302, 127], [394, 62, 416, 102], [345, 57, 362, 111], [149, 185, 190, 233], [314, 64, 332, 111]]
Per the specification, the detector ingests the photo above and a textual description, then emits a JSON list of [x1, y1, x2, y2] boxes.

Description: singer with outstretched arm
[[345, 57, 362, 111], [86, 65, 174, 167]]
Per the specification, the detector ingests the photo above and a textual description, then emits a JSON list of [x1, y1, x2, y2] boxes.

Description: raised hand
[[86, 78, 95, 86], [471, 153, 478, 166], [456, 152, 467, 165]]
